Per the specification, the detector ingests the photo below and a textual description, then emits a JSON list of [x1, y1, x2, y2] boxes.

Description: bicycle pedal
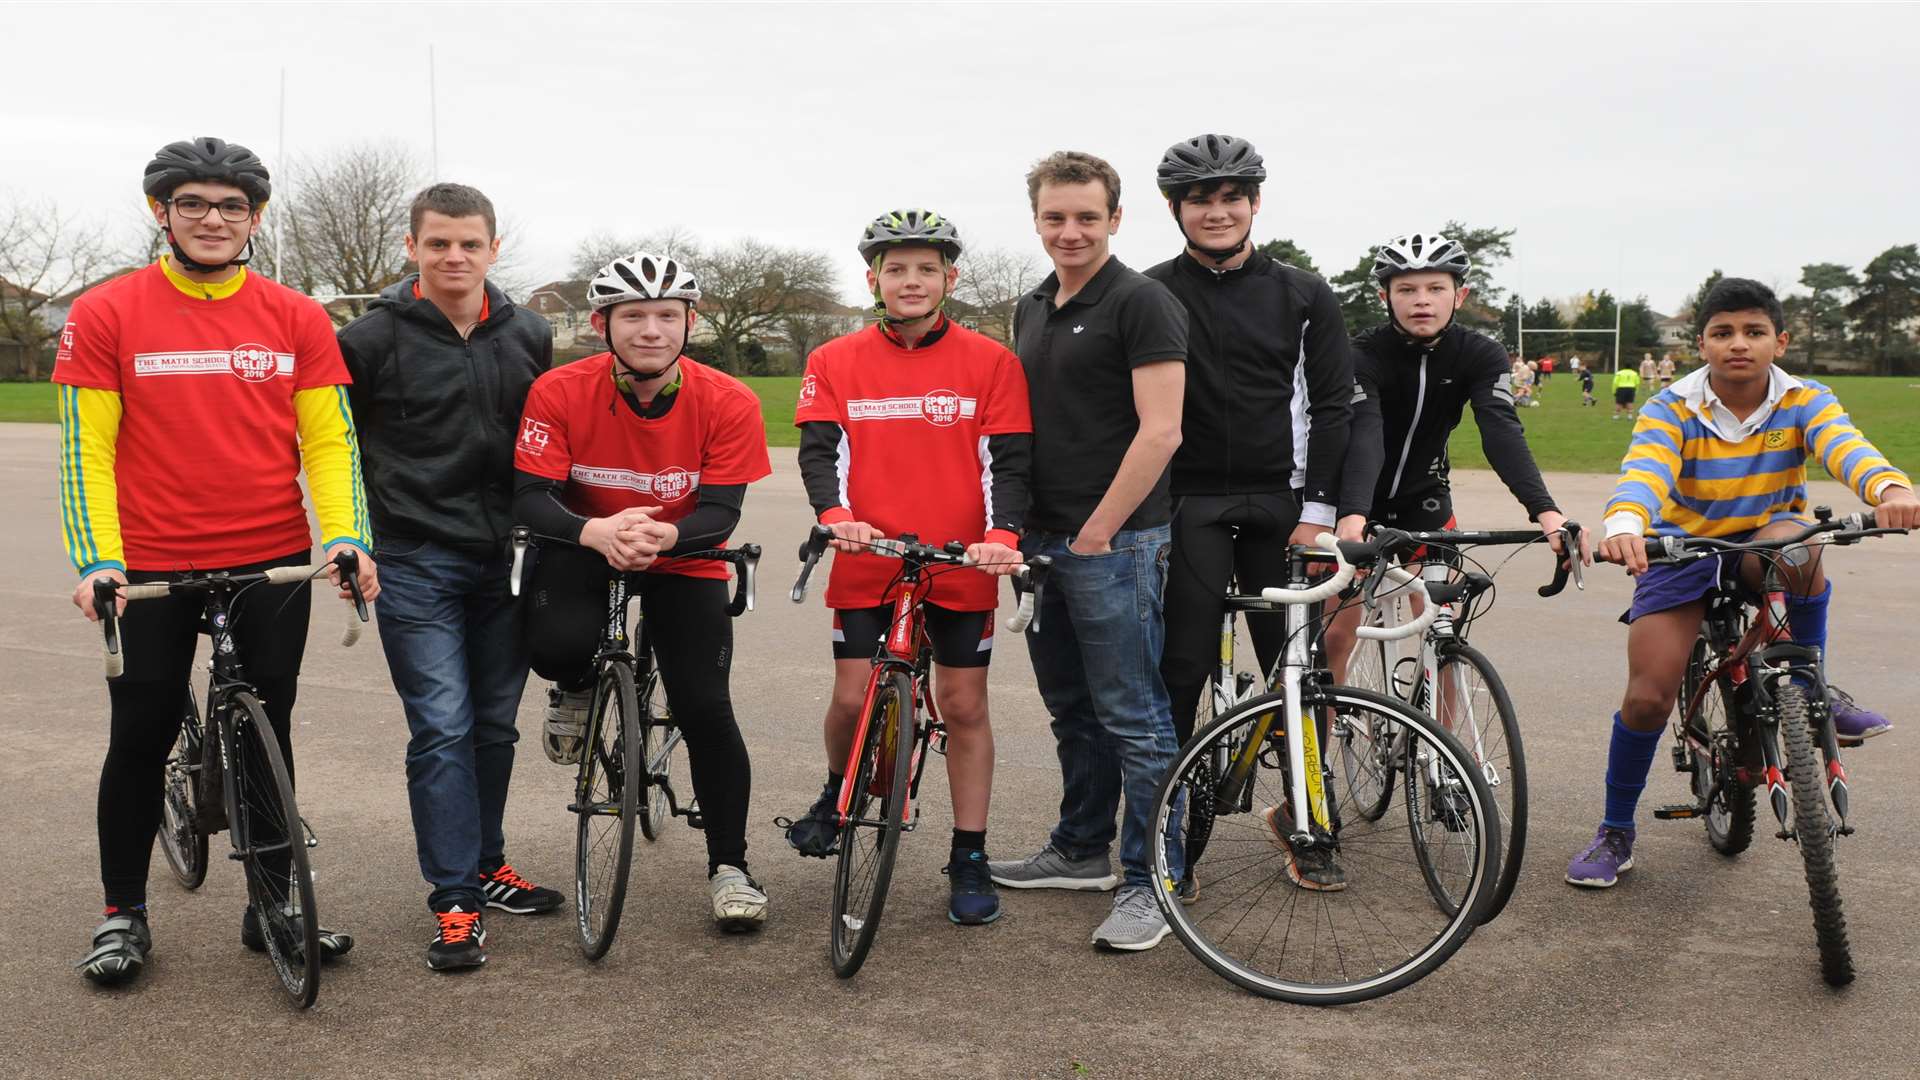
[[684, 814, 705, 830], [1652, 804, 1701, 820]]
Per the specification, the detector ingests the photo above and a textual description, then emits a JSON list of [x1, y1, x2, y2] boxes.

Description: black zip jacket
[[337, 275, 553, 549], [1347, 322, 1557, 520], [1144, 251, 1354, 512]]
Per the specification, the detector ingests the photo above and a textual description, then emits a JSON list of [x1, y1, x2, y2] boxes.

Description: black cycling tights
[[527, 544, 752, 876], [1159, 492, 1302, 745], [98, 554, 311, 909]]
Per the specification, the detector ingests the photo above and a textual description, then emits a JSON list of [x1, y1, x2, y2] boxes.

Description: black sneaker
[[426, 903, 487, 972], [241, 905, 354, 960], [780, 782, 841, 858], [480, 862, 564, 914], [944, 849, 1002, 925]]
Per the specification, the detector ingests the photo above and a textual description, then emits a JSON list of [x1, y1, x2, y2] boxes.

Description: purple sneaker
[[1828, 686, 1890, 746], [1565, 826, 1635, 888]]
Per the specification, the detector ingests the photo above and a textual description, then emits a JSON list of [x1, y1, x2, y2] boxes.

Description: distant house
[[522, 279, 590, 332], [1649, 309, 1692, 347]]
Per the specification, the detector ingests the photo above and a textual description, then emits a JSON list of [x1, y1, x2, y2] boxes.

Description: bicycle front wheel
[[159, 686, 209, 889], [228, 691, 320, 1008], [1433, 644, 1526, 924], [1683, 636, 1755, 856], [829, 670, 915, 978], [575, 661, 640, 961], [1152, 686, 1499, 1005], [1778, 683, 1852, 986]]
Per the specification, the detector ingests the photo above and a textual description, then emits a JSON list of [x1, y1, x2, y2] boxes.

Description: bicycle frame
[[837, 577, 938, 831]]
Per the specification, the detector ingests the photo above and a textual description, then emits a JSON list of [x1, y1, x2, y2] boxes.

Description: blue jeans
[[375, 539, 531, 909], [1022, 525, 1183, 887]]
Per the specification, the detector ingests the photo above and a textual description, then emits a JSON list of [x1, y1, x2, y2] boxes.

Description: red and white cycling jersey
[[795, 322, 1031, 610], [516, 354, 771, 580]]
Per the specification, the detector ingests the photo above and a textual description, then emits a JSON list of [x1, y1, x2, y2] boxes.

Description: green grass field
[[8, 373, 1915, 476]]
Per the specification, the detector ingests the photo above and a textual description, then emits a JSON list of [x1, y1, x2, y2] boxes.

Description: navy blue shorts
[[1622, 553, 1740, 624]]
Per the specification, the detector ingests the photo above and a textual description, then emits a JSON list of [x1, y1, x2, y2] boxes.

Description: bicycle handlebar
[[509, 525, 760, 615], [95, 551, 368, 678], [789, 524, 1053, 633], [1253, 532, 1439, 641], [1374, 522, 1585, 597], [1646, 508, 1903, 565]]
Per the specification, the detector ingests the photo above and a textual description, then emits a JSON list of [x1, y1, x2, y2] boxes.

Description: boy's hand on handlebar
[[1537, 510, 1592, 567], [324, 543, 380, 603], [584, 508, 663, 571], [1599, 532, 1649, 575], [965, 540, 1023, 576], [1334, 515, 1367, 544], [74, 568, 127, 622], [1874, 486, 1920, 530], [827, 519, 884, 554]]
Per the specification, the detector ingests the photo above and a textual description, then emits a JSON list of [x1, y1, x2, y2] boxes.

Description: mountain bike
[[1152, 531, 1502, 1005], [94, 551, 369, 1008], [1649, 508, 1905, 986], [509, 528, 761, 961], [1338, 524, 1582, 923], [789, 525, 1051, 977]]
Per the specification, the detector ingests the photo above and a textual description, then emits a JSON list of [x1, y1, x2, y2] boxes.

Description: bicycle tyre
[[159, 686, 209, 889], [1777, 683, 1853, 986], [227, 691, 321, 1008], [828, 670, 915, 978], [1152, 685, 1498, 1005], [1683, 636, 1755, 856], [1434, 644, 1526, 924], [575, 661, 640, 961], [638, 664, 667, 842]]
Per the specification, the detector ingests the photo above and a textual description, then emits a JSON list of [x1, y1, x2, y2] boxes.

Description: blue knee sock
[[1785, 581, 1831, 690], [1602, 712, 1663, 830]]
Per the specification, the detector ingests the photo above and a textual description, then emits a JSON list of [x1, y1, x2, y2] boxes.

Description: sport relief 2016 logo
[[652, 466, 694, 502], [921, 389, 962, 427], [228, 343, 281, 382]]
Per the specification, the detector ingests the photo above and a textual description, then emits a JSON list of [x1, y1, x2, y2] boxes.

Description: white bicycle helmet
[[1371, 233, 1472, 286], [588, 251, 701, 311]]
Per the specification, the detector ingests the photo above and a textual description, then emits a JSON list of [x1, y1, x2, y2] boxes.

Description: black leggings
[[527, 544, 752, 875], [98, 552, 312, 909], [1159, 492, 1302, 745]]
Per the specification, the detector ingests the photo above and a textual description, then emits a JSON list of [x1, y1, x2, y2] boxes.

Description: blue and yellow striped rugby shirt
[[1604, 366, 1908, 539]]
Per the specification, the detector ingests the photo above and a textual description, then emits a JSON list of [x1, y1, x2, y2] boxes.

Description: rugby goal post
[[1515, 301, 1624, 372]]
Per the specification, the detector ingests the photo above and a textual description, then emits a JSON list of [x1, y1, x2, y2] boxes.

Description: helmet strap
[[164, 229, 253, 274]]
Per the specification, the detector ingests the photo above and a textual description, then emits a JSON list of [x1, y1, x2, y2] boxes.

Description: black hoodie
[[337, 275, 553, 549]]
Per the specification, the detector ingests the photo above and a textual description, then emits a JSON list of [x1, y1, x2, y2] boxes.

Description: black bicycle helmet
[[1156, 134, 1266, 194], [142, 137, 272, 205]]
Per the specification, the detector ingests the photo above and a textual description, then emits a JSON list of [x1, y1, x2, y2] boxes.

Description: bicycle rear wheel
[[1152, 687, 1498, 1005], [637, 664, 670, 842], [159, 686, 209, 889], [1682, 636, 1755, 855], [829, 670, 915, 978], [227, 691, 320, 1008], [1336, 610, 1399, 822], [1434, 644, 1526, 924], [1777, 683, 1853, 986], [575, 662, 640, 961]]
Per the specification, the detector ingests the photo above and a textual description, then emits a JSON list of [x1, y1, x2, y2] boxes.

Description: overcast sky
[[6, 2, 1915, 315]]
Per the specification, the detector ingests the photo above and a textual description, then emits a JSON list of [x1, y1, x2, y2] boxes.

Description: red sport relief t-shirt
[[794, 322, 1032, 611], [51, 263, 351, 569], [515, 355, 772, 580]]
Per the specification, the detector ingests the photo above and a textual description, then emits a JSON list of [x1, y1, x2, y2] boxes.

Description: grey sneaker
[[988, 844, 1119, 891], [543, 687, 592, 764], [1092, 885, 1170, 952]]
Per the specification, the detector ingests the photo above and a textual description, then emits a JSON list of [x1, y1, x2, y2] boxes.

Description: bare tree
[[569, 226, 705, 279], [696, 239, 838, 373], [274, 141, 422, 320], [953, 247, 1043, 343], [780, 306, 853, 363], [0, 197, 122, 380]]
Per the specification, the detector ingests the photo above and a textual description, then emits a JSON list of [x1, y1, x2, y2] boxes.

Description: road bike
[[1338, 524, 1581, 923], [96, 551, 369, 1008], [509, 528, 761, 961], [788, 525, 1050, 977], [1151, 532, 1501, 1005], [1650, 508, 1904, 986]]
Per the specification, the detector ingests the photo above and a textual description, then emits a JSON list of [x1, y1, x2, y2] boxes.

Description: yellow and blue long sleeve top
[[1603, 366, 1909, 540]]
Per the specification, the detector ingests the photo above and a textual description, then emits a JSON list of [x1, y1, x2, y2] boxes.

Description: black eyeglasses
[[167, 196, 255, 222]]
